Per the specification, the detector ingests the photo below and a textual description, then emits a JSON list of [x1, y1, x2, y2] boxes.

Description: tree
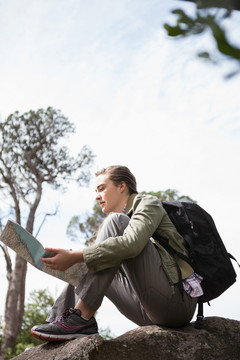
[[164, 0, 240, 78], [0, 107, 95, 357]]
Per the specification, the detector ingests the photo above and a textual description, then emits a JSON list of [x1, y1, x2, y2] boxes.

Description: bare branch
[[35, 206, 59, 238]]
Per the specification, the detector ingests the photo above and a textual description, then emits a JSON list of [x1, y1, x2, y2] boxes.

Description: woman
[[31, 165, 202, 341]]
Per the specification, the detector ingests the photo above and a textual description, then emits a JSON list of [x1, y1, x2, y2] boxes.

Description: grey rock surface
[[12, 317, 240, 360]]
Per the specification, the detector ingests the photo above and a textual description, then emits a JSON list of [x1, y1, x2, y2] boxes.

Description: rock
[[12, 317, 240, 360]]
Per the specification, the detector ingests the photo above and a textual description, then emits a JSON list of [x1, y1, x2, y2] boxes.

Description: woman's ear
[[120, 182, 127, 193]]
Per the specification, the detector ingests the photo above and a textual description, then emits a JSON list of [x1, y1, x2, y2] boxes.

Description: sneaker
[[31, 308, 98, 341]]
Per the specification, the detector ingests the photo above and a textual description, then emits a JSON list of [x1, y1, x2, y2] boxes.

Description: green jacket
[[83, 193, 194, 286]]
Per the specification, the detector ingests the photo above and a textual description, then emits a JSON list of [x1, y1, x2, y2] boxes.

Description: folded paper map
[[0, 219, 87, 286]]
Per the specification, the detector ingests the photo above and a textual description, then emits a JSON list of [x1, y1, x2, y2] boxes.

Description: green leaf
[[164, 24, 185, 37]]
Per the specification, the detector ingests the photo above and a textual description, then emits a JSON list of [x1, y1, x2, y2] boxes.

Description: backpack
[[152, 200, 239, 329]]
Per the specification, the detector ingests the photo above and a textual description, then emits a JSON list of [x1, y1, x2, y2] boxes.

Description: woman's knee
[[96, 213, 129, 243], [106, 212, 129, 228]]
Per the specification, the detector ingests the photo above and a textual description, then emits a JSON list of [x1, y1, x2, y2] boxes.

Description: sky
[[0, 0, 240, 337]]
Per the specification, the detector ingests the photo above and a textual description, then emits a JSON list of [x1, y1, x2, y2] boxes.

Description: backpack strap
[[228, 253, 240, 268], [152, 232, 193, 266], [153, 233, 207, 328], [152, 232, 193, 300], [194, 301, 204, 329]]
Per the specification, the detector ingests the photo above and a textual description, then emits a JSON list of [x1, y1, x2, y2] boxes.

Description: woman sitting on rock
[[31, 165, 202, 341]]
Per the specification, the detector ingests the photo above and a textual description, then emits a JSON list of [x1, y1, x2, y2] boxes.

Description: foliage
[[164, 1, 240, 78], [98, 325, 115, 340], [1, 289, 54, 359], [140, 189, 195, 202], [181, 0, 240, 11], [0, 107, 95, 202]]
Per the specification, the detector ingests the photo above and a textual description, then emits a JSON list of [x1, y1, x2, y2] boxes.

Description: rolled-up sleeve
[[83, 195, 165, 272]]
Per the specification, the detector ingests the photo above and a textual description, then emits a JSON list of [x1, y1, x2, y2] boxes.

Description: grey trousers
[[47, 213, 197, 327]]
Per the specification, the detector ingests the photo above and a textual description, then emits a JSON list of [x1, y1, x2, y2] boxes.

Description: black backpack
[[152, 200, 239, 328]]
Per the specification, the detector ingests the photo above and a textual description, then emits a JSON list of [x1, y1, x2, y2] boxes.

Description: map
[[0, 219, 87, 286]]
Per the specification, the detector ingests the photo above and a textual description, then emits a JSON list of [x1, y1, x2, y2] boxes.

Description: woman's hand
[[40, 248, 84, 271]]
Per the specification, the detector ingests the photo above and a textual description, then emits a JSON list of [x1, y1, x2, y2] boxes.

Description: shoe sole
[[31, 328, 98, 342]]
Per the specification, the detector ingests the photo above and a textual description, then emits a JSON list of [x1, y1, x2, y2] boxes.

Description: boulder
[[12, 317, 240, 360]]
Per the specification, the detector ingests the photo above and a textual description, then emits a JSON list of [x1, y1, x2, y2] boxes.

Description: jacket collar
[[126, 193, 138, 216]]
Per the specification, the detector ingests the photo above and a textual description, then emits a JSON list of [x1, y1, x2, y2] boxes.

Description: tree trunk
[[1, 256, 27, 356], [0, 183, 42, 358]]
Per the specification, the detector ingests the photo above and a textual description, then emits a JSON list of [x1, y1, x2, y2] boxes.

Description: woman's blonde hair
[[95, 165, 138, 195]]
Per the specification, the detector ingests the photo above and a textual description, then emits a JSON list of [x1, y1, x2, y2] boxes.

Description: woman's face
[[95, 173, 126, 213]]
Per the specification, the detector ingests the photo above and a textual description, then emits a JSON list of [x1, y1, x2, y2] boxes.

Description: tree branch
[[34, 206, 59, 238], [0, 243, 12, 281]]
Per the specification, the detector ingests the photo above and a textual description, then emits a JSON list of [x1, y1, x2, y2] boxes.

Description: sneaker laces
[[52, 308, 76, 324]]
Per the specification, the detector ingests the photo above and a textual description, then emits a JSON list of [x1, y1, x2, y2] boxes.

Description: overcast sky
[[0, 0, 240, 336]]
